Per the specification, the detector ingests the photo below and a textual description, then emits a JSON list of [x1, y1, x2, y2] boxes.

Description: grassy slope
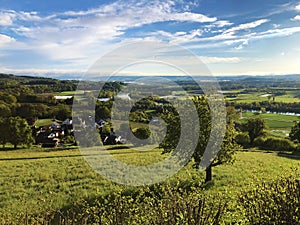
[[0, 148, 299, 223]]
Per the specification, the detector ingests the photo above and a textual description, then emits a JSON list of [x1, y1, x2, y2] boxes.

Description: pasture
[[241, 112, 298, 137], [0, 147, 299, 223], [226, 90, 300, 103]]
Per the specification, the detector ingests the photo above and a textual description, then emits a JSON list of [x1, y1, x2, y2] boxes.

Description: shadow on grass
[[277, 152, 300, 160]]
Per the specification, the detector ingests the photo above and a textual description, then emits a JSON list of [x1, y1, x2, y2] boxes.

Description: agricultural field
[[225, 90, 300, 103], [240, 112, 298, 137], [0, 147, 299, 223]]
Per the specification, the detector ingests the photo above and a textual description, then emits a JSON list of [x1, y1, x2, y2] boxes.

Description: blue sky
[[0, 0, 300, 77]]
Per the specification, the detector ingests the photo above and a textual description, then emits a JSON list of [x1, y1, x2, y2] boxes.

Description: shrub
[[255, 137, 296, 151], [13, 185, 227, 225], [253, 136, 266, 147], [239, 175, 300, 225], [236, 132, 250, 147]]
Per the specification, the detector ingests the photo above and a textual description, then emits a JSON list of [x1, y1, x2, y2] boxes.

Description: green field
[[240, 112, 298, 137], [227, 91, 300, 103], [34, 119, 61, 127], [53, 91, 78, 96], [0, 147, 299, 223]]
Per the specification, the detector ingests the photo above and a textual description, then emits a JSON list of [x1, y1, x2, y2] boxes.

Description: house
[[50, 122, 60, 129]]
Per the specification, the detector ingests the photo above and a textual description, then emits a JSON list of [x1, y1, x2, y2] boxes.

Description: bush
[[253, 136, 266, 147], [239, 175, 300, 225], [255, 137, 296, 151], [10, 185, 227, 225], [236, 132, 250, 147]]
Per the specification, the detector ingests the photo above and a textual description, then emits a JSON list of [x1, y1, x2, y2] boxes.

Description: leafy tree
[[242, 117, 267, 144], [7, 116, 33, 149], [0, 117, 10, 148], [192, 96, 240, 182], [0, 103, 11, 117], [52, 104, 71, 121], [289, 121, 300, 143], [160, 96, 240, 183], [133, 127, 151, 140]]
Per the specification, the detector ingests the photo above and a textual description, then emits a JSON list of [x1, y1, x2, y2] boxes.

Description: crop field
[[0, 147, 299, 223]]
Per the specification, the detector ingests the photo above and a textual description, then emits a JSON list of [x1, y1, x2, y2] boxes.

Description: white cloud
[[199, 56, 242, 64], [291, 15, 300, 21], [256, 27, 300, 39], [0, 11, 16, 26], [224, 19, 269, 34], [0, 34, 15, 45], [235, 40, 249, 50], [167, 12, 216, 23], [153, 29, 203, 44], [272, 24, 281, 28], [295, 4, 300, 11], [0, 0, 219, 65], [213, 20, 233, 27]]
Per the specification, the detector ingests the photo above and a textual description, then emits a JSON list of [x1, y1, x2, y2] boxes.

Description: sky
[[0, 0, 300, 78]]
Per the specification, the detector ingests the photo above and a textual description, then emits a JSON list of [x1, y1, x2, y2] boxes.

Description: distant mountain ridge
[[1, 72, 300, 84]]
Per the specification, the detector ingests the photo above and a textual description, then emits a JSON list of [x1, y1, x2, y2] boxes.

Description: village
[[33, 118, 123, 147]]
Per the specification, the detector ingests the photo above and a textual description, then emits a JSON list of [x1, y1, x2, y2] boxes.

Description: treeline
[[0, 88, 72, 123], [230, 101, 300, 114], [0, 73, 125, 124], [0, 73, 78, 93], [219, 75, 300, 90]]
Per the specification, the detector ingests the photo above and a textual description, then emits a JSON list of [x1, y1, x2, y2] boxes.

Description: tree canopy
[[0, 117, 33, 149], [289, 121, 300, 143], [159, 95, 240, 182]]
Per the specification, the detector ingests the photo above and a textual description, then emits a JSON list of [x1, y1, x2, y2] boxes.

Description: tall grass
[[0, 148, 299, 224]]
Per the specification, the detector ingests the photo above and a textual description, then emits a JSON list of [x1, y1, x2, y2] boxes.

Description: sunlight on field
[[0, 148, 299, 223]]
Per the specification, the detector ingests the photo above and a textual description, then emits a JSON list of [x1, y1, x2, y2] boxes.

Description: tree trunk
[[205, 164, 212, 183], [14, 143, 17, 149]]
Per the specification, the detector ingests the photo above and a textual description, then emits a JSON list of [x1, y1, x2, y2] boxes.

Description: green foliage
[[159, 96, 240, 182], [0, 149, 299, 224], [242, 117, 267, 144], [254, 137, 296, 151], [159, 105, 180, 153], [235, 132, 251, 147], [52, 104, 71, 121], [239, 175, 300, 225], [214, 122, 241, 166], [0, 117, 34, 149], [133, 127, 150, 140], [7, 185, 227, 225], [290, 121, 300, 143], [0, 117, 10, 148]]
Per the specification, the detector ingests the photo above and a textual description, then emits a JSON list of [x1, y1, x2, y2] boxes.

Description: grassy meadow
[[240, 111, 298, 137], [224, 90, 300, 103], [0, 146, 299, 224]]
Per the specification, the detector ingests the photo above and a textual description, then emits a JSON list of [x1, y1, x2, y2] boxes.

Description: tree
[[7, 117, 33, 149], [0, 103, 11, 117], [52, 104, 71, 121], [0, 117, 10, 148], [159, 96, 240, 183], [192, 96, 240, 183], [243, 117, 267, 144], [289, 121, 300, 143], [133, 127, 150, 140]]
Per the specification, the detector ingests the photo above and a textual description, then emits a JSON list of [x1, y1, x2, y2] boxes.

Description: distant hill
[[0, 73, 78, 93], [1, 73, 300, 92]]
